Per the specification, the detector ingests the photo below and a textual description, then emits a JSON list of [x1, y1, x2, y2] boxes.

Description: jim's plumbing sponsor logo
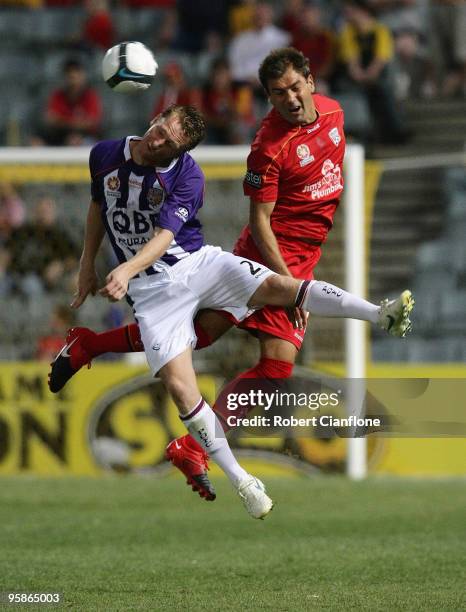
[[302, 159, 342, 200]]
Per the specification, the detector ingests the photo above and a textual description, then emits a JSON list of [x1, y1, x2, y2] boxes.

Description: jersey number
[[240, 260, 262, 276]]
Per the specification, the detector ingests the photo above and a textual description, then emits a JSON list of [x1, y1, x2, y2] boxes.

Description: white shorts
[[128, 245, 275, 374]]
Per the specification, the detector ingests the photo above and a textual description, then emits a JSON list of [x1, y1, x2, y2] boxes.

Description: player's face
[[140, 113, 188, 165], [267, 67, 316, 126]]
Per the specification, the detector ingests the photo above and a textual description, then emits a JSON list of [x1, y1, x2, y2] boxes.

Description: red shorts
[[221, 231, 322, 349]]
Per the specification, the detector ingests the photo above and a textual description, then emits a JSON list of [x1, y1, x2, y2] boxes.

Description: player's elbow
[[153, 227, 174, 250]]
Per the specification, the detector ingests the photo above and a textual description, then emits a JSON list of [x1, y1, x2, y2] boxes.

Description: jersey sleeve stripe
[[317, 109, 343, 117], [263, 132, 297, 181]]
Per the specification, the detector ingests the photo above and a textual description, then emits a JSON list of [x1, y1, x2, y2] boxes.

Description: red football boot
[[48, 327, 96, 393], [165, 435, 216, 501]]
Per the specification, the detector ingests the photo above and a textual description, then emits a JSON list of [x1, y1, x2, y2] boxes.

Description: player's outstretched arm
[[249, 199, 290, 276], [249, 199, 306, 329], [71, 199, 105, 309], [100, 228, 174, 302]]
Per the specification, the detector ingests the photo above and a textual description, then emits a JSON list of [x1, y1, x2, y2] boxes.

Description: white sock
[[181, 398, 248, 486], [298, 280, 379, 324]]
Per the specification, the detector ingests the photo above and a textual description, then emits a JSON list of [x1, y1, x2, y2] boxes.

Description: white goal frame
[[0, 143, 367, 479]]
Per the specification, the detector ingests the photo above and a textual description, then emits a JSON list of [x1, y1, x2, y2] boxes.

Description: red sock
[[84, 318, 213, 359], [85, 323, 144, 357], [238, 357, 294, 379], [172, 358, 294, 452], [214, 358, 294, 431]]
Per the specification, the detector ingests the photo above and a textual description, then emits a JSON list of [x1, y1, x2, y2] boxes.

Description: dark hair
[[63, 58, 84, 73], [160, 104, 206, 153], [259, 47, 311, 93]]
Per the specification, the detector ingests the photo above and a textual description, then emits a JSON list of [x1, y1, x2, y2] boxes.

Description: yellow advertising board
[[0, 362, 465, 476]]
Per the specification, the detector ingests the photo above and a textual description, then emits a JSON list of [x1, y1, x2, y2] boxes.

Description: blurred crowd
[[0, 0, 464, 361], [0, 184, 80, 297], [0, 179, 130, 359], [1, 0, 465, 147]]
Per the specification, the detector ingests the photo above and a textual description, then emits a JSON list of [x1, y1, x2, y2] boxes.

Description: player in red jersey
[[49, 49, 413, 500]]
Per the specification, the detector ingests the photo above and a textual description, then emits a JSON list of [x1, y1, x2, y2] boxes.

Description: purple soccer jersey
[[89, 137, 205, 276]]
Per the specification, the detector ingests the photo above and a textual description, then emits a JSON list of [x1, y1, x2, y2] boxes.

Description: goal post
[[343, 144, 367, 480]]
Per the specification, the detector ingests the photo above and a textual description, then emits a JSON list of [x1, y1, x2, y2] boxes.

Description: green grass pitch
[[0, 475, 465, 611]]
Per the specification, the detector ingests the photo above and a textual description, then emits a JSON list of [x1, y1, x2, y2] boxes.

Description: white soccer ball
[[102, 41, 158, 93]]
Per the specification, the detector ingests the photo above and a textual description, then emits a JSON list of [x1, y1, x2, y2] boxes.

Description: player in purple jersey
[[53, 104, 413, 518]]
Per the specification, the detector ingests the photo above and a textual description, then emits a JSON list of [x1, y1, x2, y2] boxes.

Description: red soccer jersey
[[47, 87, 102, 135], [239, 93, 345, 245]]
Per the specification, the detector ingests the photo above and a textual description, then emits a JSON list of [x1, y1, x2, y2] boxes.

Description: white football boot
[[378, 289, 415, 337], [237, 475, 273, 519]]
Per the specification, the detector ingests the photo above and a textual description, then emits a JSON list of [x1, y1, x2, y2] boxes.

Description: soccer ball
[[102, 41, 158, 93]]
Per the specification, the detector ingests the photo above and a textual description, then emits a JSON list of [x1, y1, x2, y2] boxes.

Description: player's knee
[[268, 274, 296, 293], [249, 274, 298, 307]]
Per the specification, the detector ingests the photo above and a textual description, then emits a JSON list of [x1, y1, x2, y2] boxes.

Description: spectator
[[291, 3, 336, 93], [393, 27, 435, 100], [6, 196, 79, 296], [280, 0, 306, 39], [430, 0, 466, 97], [202, 58, 255, 144], [154, 8, 178, 51], [0, 183, 25, 295], [0, 182, 25, 229], [229, 0, 257, 37], [36, 304, 77, 362], [338, 0, 411, 144], [33, 59, 102, 146], [367, 1, 434, 100], [151, 62, 201, 117], [228, 2, 290, 104], [80, 0, 115, 52], [196, 31, 225, 82]]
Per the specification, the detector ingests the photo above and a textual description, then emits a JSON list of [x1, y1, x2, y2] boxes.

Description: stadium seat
[[447, 193, 466, 221], [25, 9, 82, 45], [414, 270, 454, 292], [0, 10, 28, 43], [439, 291, 466, 332], [443, 166, 466, 198], [372, 338, 410, 362], [101, 86, 155, 137], [407, 337, 465, 362], [114, 8, 166, 44], [0, 51, 39, 84], [406, 286, 441, 333], [332, 92, 372, 137], [415, 241, 452, 272]]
